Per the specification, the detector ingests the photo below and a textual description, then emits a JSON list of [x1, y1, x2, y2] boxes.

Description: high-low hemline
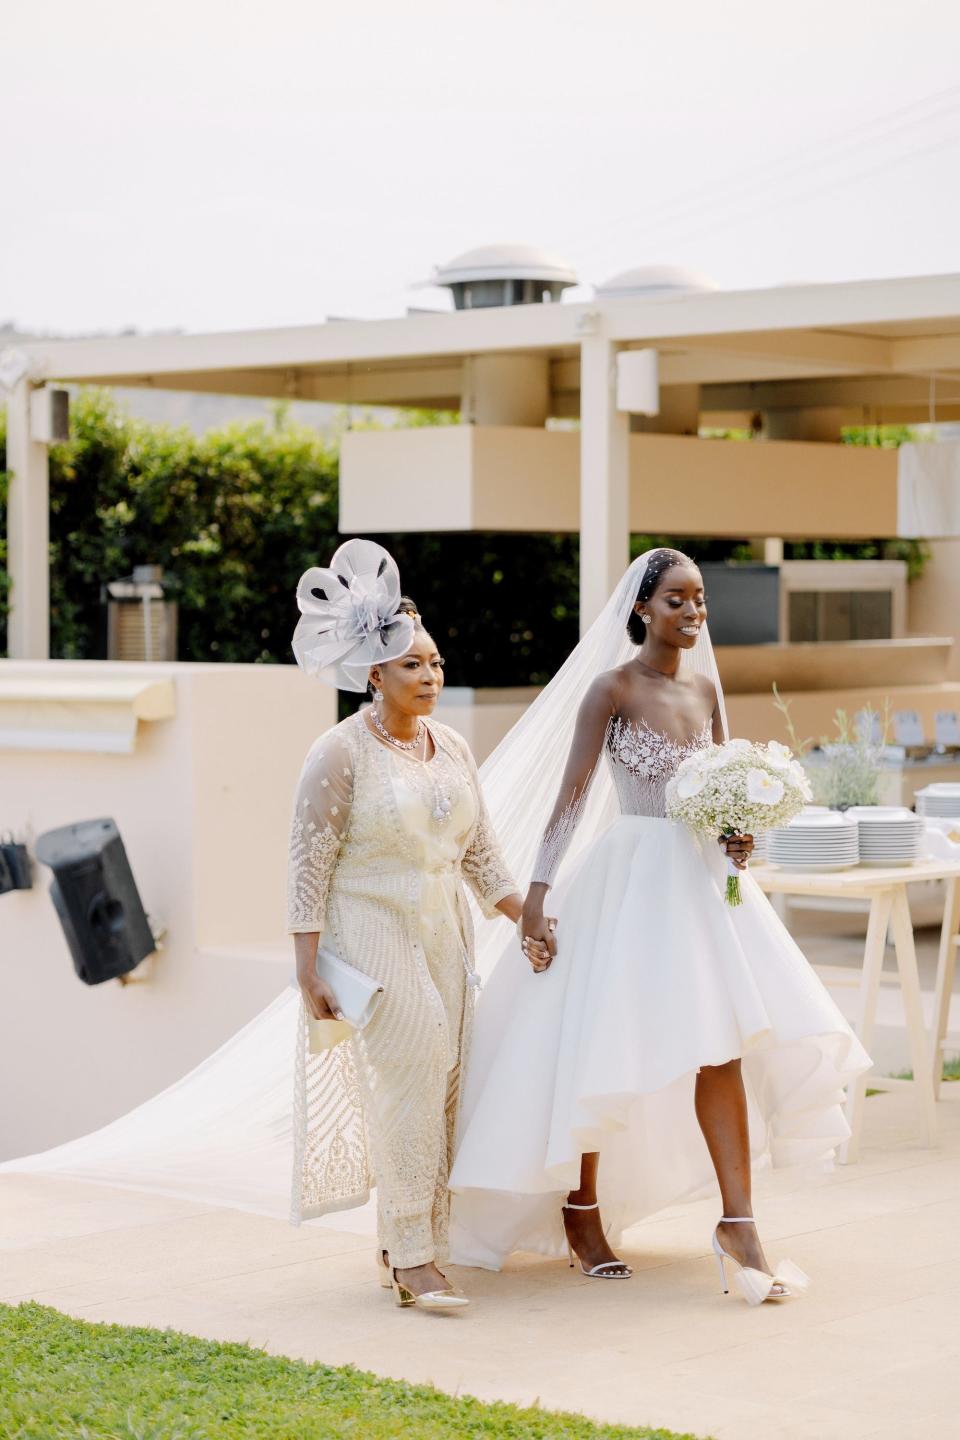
[[449, 814, 871, 1270]]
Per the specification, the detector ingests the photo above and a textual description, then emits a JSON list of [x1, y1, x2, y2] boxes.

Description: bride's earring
[[641, 614, 652, 626]]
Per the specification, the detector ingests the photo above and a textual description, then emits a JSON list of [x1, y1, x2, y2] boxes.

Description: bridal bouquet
[[665, 739, 812, 905]]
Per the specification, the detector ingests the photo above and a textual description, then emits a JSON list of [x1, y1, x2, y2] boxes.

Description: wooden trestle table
[[749, 858, 960, 1162]]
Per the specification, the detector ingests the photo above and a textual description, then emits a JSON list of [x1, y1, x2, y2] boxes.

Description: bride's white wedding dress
[[449, 706, 872, 1270]]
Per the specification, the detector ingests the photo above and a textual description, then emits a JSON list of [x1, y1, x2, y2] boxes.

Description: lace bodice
[[606, 715, 712, 819], [531, 675, 715, 888]]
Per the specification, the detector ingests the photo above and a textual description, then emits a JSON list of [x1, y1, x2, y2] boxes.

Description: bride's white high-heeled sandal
[[375, 1248, 470, 1310], [711, 1217, 809, 1306], [562, 1202, 632, 1279]]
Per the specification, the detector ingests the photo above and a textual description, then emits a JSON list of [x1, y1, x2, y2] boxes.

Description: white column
[[5, 380, 50, 658], [579, 335, 629, 633]]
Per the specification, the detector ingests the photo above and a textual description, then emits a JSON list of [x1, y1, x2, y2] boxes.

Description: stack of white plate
[[923, 817, 960, 859], [915, 783, 960, 818], [765, 811, 859, 871], [846, 806, 926, 866]]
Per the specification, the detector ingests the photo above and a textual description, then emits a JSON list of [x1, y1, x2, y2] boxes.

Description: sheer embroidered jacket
[[287, 712, 515, 1265]]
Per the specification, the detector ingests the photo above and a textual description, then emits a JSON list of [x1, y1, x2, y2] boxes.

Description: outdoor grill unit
[[103, 564, 178, 661]]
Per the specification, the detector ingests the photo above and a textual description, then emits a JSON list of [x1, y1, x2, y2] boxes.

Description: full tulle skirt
[[449, 815, 872, 1269]]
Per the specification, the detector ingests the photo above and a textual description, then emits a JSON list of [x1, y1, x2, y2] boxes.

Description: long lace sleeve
[[440, 726, 517, 918], [287, 729, 355, 934], [462, 774, 517, 920], [530, 675, 616, 889]]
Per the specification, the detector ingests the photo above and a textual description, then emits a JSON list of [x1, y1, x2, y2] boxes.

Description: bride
[[449, 548, 872, 1305]]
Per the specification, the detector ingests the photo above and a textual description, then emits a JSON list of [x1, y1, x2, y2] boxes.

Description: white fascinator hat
[[292, 538, 417, 692]]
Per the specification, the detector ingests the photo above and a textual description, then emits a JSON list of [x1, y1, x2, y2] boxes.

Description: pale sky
[[4, 0, 960, 336]]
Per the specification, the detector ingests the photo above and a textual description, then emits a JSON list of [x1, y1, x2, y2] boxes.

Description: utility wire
[[613, 125, 960, 260], [569, 81, 960, 270]]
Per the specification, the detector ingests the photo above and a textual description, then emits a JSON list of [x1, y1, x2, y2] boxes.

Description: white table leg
[[931, 876, 960, 1099], [841, 889, 893, 1164], [889, 887, 938, 1148], [769, 891, 789, 925]]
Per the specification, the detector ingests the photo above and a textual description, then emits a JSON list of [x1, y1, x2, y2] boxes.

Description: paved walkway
[[3, 1087, 959, 1440]]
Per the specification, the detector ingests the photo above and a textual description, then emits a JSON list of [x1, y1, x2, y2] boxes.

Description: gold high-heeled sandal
[[562, 1202, 632, 1279], [711, 1217, 809, 1305], [374, 1248, 470, 1310]]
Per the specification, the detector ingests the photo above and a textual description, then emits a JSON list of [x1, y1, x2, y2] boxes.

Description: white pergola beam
[[5, 382, 50, 659], [89, 364, 464, 407], [579, 337, 629, 633], [658, 352, 856, 386], [556, 323, 957, 395], [650, 328, 894, 375], [603, 273, 960, 344], [20, 273, 960, 387], [21, 308, 576, 382]]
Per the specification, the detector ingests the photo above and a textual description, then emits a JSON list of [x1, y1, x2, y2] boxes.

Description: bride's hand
[[719, 833, 754, 870], [520, 912, 557, 973]]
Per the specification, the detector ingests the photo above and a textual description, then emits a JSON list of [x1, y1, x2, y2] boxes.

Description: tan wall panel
[[340, 426, 474, 531], [471, 427, 579, 530], [727, 682, 960, 746], [715, 639, 951, 695], [341, 426, 900, 539], [629, 434, 898, 538], [907, 539, 960, 680]]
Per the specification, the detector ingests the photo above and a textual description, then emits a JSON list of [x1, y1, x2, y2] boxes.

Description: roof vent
[[432, 244, 577, 309], [595, 264, 716, 300]]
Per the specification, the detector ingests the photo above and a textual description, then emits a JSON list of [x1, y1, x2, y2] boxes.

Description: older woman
[[288, 540, 537, 1311]]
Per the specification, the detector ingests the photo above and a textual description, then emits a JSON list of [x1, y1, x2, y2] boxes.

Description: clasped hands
[[519, 913, 557, 973]]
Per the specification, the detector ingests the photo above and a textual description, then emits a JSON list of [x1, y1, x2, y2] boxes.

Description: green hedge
[[0, 393, 926, 682], [0, 390, 342, 665]]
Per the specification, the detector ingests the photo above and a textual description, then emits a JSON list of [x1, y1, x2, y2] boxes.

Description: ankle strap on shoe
[[563, 1201, 599, 1210], [719, 1216, 756, 1223]]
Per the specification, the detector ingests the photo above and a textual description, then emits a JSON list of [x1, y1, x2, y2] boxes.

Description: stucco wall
[[0, 661, 335, 1160], [907, 539, 960, 680]]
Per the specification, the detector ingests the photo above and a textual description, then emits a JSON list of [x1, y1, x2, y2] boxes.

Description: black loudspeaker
[[34, 819, 156, 985], [0, 840, 32, 893]]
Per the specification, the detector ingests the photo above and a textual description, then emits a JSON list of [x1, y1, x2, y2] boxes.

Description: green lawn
[[867, 1055, 960, 1095], [0, 1302, 707, 1440]]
